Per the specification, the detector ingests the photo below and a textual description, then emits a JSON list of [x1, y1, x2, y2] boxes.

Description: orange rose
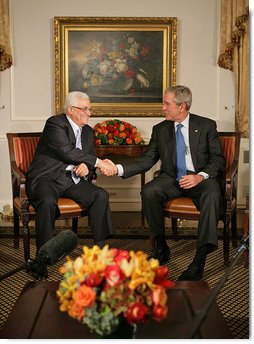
[[70, 301, 85, 320], [119, 124, 125, 132], [126, 138, 133, 144], [134, 136, 142, 144], [119, 132, 127, 139], [74, 284, 96, 308]]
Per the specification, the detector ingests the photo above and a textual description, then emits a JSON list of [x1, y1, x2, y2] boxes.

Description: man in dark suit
[[103, 85, 225, 280], [26, 91, 115, 251]]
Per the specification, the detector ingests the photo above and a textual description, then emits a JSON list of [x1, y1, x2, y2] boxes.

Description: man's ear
[[180, 102, 187, 111]]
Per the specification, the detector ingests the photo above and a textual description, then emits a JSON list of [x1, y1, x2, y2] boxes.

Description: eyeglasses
[[71, 106, 92, 114]]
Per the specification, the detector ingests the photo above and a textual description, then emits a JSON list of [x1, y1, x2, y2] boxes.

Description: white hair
[[64, 91, 90, 112]]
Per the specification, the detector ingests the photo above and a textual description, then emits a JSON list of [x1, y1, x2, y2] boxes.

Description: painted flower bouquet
[[94, 119, 145, 145], [81, 35, 150, 95], [57, 245, 175, 337]]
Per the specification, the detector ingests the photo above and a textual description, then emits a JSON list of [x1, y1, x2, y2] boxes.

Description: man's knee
[[200, 189, 221, 205], [141, 182, 162, 203], [96, 187, 109, 202]]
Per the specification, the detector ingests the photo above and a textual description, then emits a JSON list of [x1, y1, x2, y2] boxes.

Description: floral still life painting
[[57, 245, 175, 338], [94, 119, 145, 145], [68, 31, 163, 103]]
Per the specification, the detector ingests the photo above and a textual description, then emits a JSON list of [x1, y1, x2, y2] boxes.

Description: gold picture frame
[[54, 17, 177, 117]]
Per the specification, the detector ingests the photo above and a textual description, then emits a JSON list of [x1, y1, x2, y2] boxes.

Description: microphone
[[26, 230, 78, 280]]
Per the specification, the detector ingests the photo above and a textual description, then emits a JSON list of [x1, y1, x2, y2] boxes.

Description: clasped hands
[[96, 159, 118, 176]]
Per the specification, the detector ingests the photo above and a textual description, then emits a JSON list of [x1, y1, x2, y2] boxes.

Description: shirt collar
[[66, 115, 81, 135], [174, 113, 190, 129]]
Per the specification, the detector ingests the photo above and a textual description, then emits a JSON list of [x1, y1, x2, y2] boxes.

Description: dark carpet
[[0, 235, 249, 339]]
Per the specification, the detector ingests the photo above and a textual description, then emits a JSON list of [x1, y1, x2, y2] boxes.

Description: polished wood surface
[[0, 280, 232, 339], [96, 144, 148, 157]]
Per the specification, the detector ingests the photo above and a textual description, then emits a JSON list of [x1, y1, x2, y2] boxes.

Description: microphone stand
[[0, 256, 49, 282], [186, 233, 249, 338], [0, 262, 28, 282]]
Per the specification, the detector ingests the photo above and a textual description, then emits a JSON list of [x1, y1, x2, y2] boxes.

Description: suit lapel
[[189, 114, 200, 169], [63, 114, 76, 145], [164, 120, 176, 169]]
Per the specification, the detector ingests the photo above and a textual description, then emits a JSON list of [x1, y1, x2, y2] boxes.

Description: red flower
[[152, 304, 168, 321], [85, 272, 103, 287], [154, 266, 176, 288], [125, 302, 148, 323], [105, 265, 125, 287], [113, 249, 130, 264]]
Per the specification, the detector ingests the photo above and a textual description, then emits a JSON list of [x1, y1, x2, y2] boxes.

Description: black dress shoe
[[178, 264, 204, 281], [149, 246, 170, 265]]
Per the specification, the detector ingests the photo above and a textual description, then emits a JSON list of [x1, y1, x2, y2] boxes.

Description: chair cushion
[[164, 197, 200, 215], [14, 197, 86, 216]]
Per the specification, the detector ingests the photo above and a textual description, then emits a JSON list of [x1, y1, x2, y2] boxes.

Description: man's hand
[[73, 163, 89, 177], [179, 174, 204, 189], [97, 159, 118, 176]]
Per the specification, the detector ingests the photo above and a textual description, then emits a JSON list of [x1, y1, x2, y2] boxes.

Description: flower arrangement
[[57, 245, 175, 337], [94, 119, 145, 145], [81, 35, 150, 94]]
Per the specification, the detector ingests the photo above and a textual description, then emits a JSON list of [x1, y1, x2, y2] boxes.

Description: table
[[96, 144, 148, 224], [0, 281, 232, 339]]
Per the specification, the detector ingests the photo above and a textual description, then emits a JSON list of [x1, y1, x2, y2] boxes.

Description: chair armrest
[[225, 160, 238, 201], [11, 161, 29, 201], [11, 161, 26, 184]]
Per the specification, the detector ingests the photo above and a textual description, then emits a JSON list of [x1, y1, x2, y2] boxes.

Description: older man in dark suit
[[26, 91, 115, 251], [102, 85, 226, 281]]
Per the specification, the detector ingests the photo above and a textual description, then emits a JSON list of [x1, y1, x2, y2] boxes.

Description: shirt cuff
[[198, 171, 209, 179], [116, 164, 124, 176]]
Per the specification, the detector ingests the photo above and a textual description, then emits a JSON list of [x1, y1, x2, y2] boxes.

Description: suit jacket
[[122, 113, 226, 187], [26, 114, 97, 183]]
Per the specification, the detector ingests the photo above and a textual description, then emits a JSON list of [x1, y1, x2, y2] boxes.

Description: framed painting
[[54, 17, 177, 117]]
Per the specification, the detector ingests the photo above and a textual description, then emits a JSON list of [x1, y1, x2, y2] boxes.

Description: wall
[[0, 0, 249, 211]]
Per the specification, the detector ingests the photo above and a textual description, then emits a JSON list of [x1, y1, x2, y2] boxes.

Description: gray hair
[[64, 91, 90, 112], [165, 85, 192, 110]]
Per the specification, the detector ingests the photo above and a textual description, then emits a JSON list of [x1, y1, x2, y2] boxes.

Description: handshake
[[96, 159, 118, 177]]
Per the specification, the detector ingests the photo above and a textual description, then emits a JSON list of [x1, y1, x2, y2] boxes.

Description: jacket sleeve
[[122, 126, 160, 178], [199, 120, 226, 178]]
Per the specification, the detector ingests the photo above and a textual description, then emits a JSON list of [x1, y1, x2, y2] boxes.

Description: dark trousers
[[141, 173, 222, 250], [26, 172, 114, 250]]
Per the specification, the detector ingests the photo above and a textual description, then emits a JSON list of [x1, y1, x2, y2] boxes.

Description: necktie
[[71, 128, 82, 184], [175, 123, 187, 180]]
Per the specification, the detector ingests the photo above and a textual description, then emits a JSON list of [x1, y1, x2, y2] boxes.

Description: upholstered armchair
[[154, 132, 240, 265], [6, 132, 93, 261]]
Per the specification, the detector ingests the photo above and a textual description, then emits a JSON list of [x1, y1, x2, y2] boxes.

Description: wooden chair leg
[[223, 221, 230, 266], [13, 210, 20, 249], [72, 217, 78, 233], [22, 223, 31, 262], [231, 211, 238, 248], [171, 218, 179, 241]]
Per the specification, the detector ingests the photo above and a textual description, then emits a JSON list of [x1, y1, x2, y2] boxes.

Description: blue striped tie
[[176, 123, 187, 180], [71, 128, 82, 184]]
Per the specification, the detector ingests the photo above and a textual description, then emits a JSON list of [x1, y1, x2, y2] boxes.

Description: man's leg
[[64, 180, 115, 247], [178, 179, 222, 280], [26, 179, 62, 251], [141, 173, 182, 264]]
